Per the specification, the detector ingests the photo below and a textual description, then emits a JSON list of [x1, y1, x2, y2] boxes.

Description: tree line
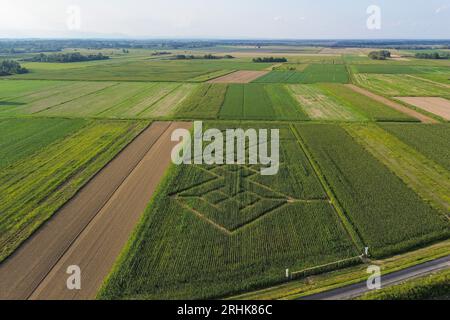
[[415, 52, 450, 59], [252, 57, 287, 63], [0, 60, 28, 76], [173, 54, 234, 60], [368, 50, 391, 60], [24, 52, 110, 63]]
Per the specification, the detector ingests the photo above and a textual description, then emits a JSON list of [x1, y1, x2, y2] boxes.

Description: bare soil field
[[0, 122, 187, 300], [208, 70, 269, 83], [345, 84, 438, 123], [395, 97, 450, 121]]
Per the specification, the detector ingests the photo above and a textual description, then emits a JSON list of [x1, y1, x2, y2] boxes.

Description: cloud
[[435, 4, 449, 14], [273, 16, 283, 22]]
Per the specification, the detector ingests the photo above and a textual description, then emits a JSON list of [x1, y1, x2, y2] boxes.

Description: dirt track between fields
[[395, 97, 450, 121], [345, 84, 438, 123], [208, 70, 269, 83], [0, 121, 190, 300]]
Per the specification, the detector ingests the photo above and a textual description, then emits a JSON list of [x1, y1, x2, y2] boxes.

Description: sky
[[1, 0, 449, 39]]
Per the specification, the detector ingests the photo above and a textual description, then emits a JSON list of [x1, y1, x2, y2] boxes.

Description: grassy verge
[[229, 240, 450, 300], [359, 268, 450, 300]]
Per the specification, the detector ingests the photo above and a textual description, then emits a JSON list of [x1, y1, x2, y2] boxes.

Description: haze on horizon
[[1, 0, 450, 39]]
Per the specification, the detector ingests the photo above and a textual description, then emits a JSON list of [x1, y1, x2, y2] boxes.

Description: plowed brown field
[[345, 84, 438, 123]]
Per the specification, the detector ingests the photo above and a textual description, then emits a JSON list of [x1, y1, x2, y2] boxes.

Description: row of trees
[[415, 52, 450, 59], [25, 52, 110, 63], [252, 57, 287, 63], [368, 50, 391, 60], [0, 60, 28, 76], [174, 54, 234, 60], [151, 51, 172, 56]]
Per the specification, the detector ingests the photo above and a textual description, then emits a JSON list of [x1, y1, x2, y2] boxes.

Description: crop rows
[[353, 74, 450, 98], [0, 80, 199, 119], [176, 83, 228, 119], [295, 123, 449, 258], [0, 118, 87, 169], [318, 84, 416, 122], [351, 65, 448, 75], [219, 84, 309, 120], [0, 81, 115, 116], [255, 64, 349, 84], [98, 124, 358, 300], [345, 124, 450, 215], [13, 59, 269, 82], [253, 71, 307, 83], [0, 120, 149, 262], [287, 84, 364, 121]]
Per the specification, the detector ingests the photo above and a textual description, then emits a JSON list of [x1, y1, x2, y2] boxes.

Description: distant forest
[[253, 57, 287, 63], [415, 52, 450, 59], [1, 39, 449, 55], [173, 54, 234, 60], [24, 52, 110, 63]]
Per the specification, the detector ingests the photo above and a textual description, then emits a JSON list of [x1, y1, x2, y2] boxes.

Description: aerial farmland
[[0, 36, 449, 304]]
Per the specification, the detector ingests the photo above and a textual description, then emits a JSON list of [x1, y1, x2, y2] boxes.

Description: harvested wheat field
[[208, 70, 269, 83], [395, 97, 450, 121]]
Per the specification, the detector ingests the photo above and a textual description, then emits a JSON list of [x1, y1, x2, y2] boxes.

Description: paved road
[[300, 255, 450, 300]]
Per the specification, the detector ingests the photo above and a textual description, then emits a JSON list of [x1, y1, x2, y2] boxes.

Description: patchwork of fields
[[219, 84, 309, 120], [296, 124, 449, 258], [12, 58, 272, 82], [0, 119, 149, 261], [254, 64, 349, 84], [380, 123, 450, 171], [98, 124, 360, 299], [353, 74, 450, 98], [287, 84, 363, 121], [1, 48, 449, 300], [0, 80, 199, 118]]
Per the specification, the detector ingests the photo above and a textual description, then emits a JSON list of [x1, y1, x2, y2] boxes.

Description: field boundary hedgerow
[[290, 124, 365, 252]]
